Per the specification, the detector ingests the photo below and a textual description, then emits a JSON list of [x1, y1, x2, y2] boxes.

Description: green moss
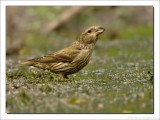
[[39, 85, 52, 93], [19, 91, 31, 104]]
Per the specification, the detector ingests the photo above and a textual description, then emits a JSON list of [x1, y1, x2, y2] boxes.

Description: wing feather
[[28, 49, 80, 63]]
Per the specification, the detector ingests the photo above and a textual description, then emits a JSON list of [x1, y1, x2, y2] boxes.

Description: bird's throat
[[76, 41, 95, 50]]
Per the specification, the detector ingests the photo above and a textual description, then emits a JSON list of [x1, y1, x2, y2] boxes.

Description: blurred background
[[6, 6, 153, 57], [6, 6, 153, 113]]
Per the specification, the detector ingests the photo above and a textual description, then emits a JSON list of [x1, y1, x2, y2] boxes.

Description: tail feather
[[19, 61, 35, 66]]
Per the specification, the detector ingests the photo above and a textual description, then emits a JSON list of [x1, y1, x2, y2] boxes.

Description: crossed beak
[[96, 26, 105, 34]]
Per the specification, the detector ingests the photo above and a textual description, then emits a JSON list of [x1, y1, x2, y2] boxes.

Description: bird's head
[[79, 26, 105, 45]]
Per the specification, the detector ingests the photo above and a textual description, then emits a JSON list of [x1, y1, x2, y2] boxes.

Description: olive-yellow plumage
[[20, 26, 105, 79]]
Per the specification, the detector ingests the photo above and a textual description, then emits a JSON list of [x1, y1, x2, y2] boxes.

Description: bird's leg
[[59, 74, 71, 82], [62, 74, 69, 79]]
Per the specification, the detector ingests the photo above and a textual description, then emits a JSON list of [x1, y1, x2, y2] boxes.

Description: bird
[[20, 26, 105, 79]]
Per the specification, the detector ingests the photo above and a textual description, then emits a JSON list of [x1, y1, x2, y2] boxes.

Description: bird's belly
[[63, 60, 89, 75], [47, 50, 91, 75], [54, 57, 89, 75], [65, 52, 90, 74]]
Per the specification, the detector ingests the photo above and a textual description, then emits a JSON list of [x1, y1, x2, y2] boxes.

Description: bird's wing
[[28, 49, 80, 63]]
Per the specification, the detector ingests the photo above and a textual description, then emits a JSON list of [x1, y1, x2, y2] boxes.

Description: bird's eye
[[88, 30, 92, 33]]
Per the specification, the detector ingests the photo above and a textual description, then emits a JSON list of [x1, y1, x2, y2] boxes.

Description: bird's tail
[[19, 61, 35, 66]]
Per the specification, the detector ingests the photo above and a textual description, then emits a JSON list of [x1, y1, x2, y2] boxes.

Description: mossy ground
[[6, 27, 153, 113]]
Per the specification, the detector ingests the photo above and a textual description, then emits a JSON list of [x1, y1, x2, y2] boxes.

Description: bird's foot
[[62, 74, 69, 79], [59, 74, 72, 82]]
